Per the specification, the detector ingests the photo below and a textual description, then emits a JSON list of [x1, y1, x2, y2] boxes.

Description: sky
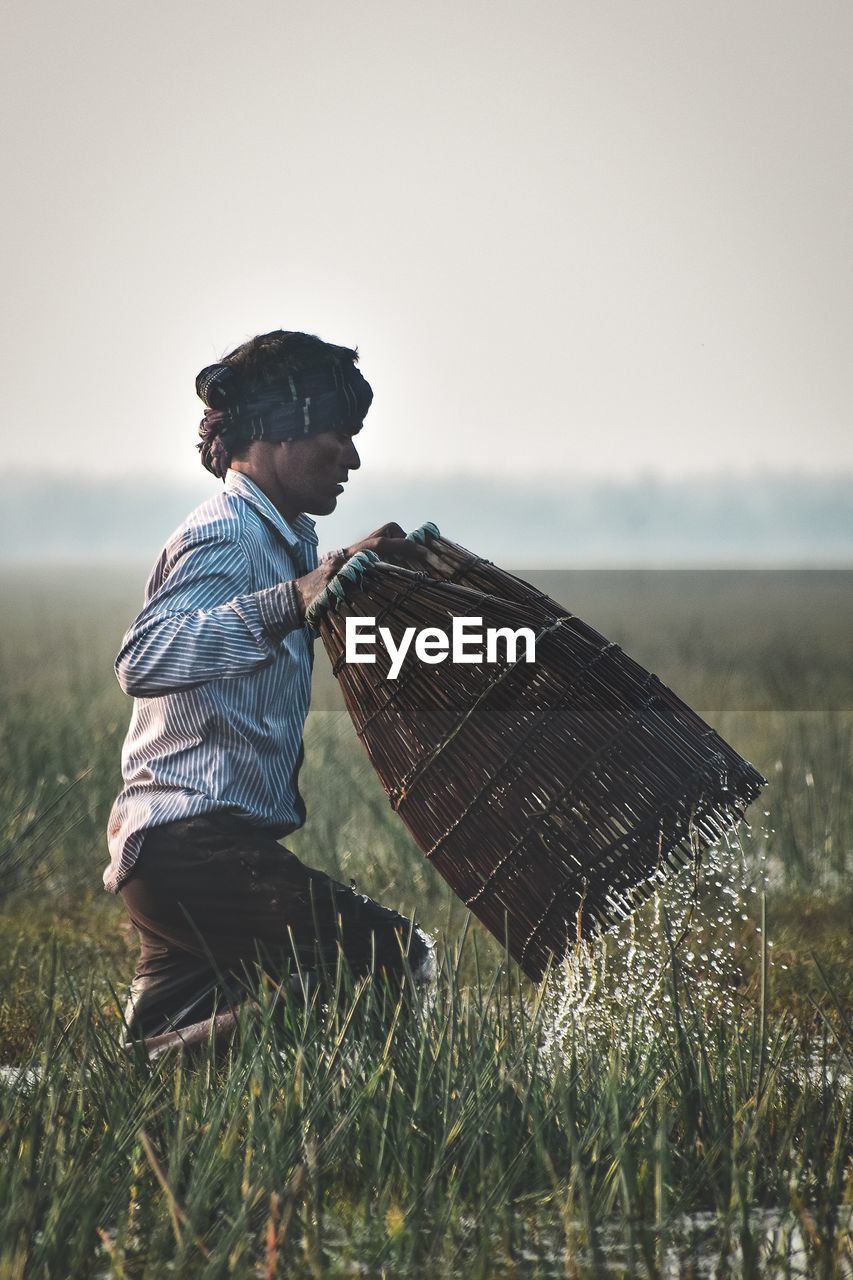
[[2, 0, 851, 486]]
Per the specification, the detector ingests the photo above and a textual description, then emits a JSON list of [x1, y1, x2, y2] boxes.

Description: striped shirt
[[105, 470, 319, 892]]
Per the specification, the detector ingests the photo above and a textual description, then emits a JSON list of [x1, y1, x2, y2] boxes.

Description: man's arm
[[115, 534, 305, 697], [116, 523, 430, 698]]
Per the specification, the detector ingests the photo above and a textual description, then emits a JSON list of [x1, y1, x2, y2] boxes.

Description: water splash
[[541, 819, 771, 1061]]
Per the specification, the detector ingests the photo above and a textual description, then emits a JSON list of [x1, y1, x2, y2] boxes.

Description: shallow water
[[0, 1062, 42, 1089], [464, 1206, 852, 1279]]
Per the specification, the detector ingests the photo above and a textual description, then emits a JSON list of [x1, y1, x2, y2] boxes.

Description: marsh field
[[0, 566, 851, 1278]]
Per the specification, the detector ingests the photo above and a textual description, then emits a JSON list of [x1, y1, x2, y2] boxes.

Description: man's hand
[[342, 522, 432, 566], [294, 522, 430, 618]]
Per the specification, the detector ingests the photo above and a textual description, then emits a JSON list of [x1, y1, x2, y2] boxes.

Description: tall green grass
[[1, 568, 851, 1276], [0, 934, 850, 1277]]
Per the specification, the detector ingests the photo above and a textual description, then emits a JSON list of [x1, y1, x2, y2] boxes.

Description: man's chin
[[304, 494, 339, 517]]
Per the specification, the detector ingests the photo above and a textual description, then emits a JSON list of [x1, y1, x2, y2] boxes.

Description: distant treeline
[[4, 470, 852, 566]]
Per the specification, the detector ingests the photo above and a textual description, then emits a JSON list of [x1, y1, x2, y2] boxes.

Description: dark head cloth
[[196, 359, 373, 479]]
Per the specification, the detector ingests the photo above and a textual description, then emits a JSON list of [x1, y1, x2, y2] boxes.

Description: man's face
[[274, 429, 362, 516]]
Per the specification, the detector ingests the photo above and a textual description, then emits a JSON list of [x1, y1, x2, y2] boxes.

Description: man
[[106, 329, 434, 1040]]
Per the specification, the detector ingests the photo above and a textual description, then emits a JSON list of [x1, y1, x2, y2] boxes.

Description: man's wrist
[[320, 547, 350, 572]]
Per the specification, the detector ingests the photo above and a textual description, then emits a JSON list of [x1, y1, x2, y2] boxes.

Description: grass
[[1, 932, 850, 1278], [0, 567, 851, 1277]]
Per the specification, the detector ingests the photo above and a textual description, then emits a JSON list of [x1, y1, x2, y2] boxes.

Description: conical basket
[[306, 533, 766, 981]]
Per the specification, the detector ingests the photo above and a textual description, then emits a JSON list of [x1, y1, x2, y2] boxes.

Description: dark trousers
[[119, 812, 433, 1038]]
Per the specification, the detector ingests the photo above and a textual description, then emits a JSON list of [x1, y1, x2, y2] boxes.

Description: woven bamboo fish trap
[[307, 528, 766, 981]]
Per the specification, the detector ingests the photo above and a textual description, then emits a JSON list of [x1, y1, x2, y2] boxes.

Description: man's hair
[[220, 330, 362, 393], [196, 329, 367, 476]]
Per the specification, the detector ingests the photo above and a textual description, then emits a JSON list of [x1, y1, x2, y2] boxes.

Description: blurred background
[[2, 0, 851, 567]]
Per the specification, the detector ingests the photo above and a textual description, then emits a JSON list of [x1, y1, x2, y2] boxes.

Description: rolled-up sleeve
[[115, 534, 304, 697]]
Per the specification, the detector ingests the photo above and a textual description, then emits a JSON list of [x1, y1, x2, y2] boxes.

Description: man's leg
[[119, 813, 434, 1038]]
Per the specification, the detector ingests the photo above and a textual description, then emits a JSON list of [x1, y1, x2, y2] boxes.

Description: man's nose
[[345, 439, 361, 470]]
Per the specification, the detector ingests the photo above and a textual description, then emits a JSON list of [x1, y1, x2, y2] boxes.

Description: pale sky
[[2, 0, 851, 484]]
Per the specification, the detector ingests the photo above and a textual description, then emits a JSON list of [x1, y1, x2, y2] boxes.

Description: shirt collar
[[224, 470, 318, 547]]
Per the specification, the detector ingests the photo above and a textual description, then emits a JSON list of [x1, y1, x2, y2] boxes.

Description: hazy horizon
[[5, 467, 851, 568]]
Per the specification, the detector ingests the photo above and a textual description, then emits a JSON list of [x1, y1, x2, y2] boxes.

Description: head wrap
[[196, 358, 373, 479]]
